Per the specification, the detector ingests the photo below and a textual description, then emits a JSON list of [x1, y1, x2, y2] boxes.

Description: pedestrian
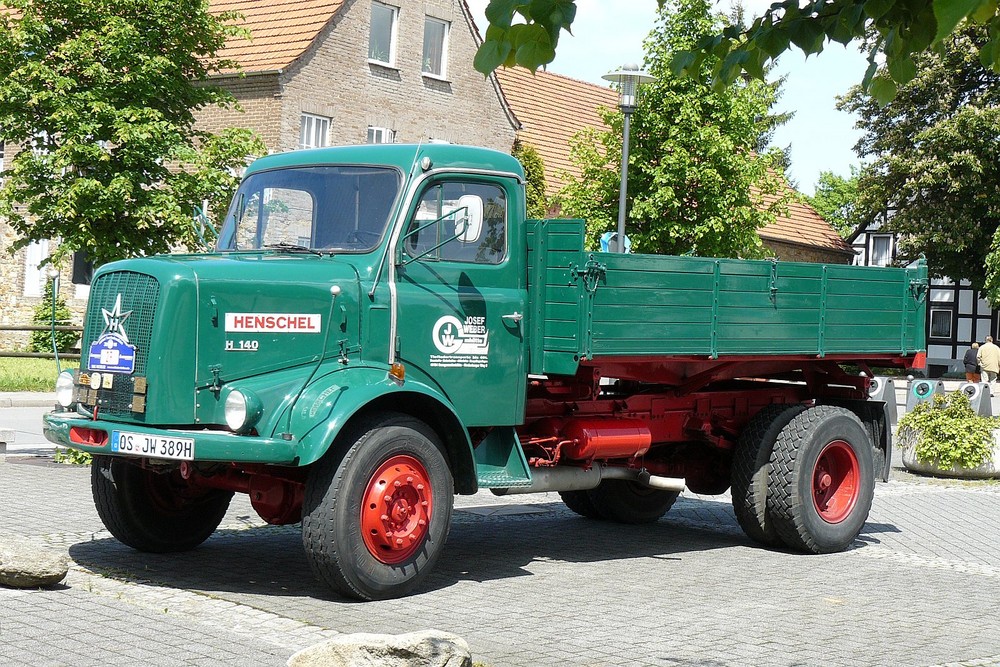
[[977, 335, 1000, 391], [964, 342, 982, 383]]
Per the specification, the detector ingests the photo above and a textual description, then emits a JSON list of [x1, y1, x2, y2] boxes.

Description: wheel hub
[[361, 455, 433, 564], [812, 440, 860, 524]]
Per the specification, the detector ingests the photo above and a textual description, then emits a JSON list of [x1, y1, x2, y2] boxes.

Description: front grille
[[81, 271, 160, 417]]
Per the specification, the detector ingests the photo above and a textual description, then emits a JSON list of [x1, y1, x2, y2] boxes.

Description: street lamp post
[[45, 264, 62, 372], [602, 64, 656, 253]]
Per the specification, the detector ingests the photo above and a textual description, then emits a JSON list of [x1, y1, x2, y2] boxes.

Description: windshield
[[216, 165, 401, 252]]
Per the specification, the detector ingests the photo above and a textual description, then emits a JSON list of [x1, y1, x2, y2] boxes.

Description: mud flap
[[818, 398, 892, 483]]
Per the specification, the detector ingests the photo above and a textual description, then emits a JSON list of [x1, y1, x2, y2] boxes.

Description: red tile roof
[[494, 66, 617, 193], [757, 190, 855, 257], [211, 0, 346, 74]]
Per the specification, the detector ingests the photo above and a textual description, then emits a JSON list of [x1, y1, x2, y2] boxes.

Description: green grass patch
[[0, 357, 79, 392]]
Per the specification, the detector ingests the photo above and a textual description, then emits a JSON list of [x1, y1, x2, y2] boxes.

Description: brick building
[[0, 0, 518, 350], [199, 0, 516, 153]]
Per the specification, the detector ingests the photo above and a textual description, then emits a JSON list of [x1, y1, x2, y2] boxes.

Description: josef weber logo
[[432, 315, 489, 356]]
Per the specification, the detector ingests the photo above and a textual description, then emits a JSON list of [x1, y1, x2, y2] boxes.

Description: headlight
[[55, 371, 76, 408], [224, 389, 262, 432]]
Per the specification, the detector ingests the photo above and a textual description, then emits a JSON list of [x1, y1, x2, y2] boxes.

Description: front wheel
[[301, 413, 454, 601], [766, 406, 875, 554], [91, 455, 233, 553]]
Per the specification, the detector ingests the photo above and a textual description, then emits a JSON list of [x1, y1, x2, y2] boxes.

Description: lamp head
[[602, 64, 656, 111]]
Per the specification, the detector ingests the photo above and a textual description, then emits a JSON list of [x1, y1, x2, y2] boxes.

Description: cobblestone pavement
[[2, 455, 999, 667]]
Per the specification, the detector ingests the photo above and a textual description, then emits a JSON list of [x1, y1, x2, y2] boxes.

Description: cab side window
[[405, 182, 506, 264]]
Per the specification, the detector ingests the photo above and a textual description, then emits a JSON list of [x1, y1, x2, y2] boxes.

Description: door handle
[[502, 312, 523, 323]]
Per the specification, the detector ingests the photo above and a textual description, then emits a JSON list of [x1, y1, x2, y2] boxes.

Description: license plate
[[111, 431, 195, 461]]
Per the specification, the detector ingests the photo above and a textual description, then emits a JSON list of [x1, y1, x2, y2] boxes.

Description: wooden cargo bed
[[527, 219, 927, 377]]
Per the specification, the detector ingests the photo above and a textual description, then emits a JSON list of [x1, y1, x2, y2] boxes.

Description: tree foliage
[[0, 0, 266, 268], [558, 0, 789, 258], [840, 25, 1000, 295], [806, 169, 861, 238], [29, 279, 77, 353], [675, 0, 1000, 103], [475, 1, 1000, 103], [511, 139, 548, 219]]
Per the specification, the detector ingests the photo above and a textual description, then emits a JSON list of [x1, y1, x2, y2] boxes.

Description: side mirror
[[455, 195, 483, 243]]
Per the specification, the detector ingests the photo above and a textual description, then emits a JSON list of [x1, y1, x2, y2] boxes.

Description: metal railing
[[0, 324, 83, 360]]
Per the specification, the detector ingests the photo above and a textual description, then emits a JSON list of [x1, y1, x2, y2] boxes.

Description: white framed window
[[369, 2, 398, 66], [23, 239, 49, 297], [422, 17, 449, 78], [0, 140, 5, 175], [299, 113, 330, 150], [869, 234, 892, 267], [367, 126, 395, 144], [929, 309, 952, 339]]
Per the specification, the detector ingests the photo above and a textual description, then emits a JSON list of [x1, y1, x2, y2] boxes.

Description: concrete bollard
[[0, 428, 12, 464]]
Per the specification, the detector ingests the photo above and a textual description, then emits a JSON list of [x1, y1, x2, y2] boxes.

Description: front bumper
[[43, 412, 300, 465]]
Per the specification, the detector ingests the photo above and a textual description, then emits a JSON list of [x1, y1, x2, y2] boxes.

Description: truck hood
[[83, 253, 363, 424]]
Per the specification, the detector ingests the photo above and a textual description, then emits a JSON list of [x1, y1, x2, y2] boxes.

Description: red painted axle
[[178, 462, 304, 525]]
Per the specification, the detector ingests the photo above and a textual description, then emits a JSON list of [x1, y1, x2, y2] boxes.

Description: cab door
[[393, 176, 527, 426]]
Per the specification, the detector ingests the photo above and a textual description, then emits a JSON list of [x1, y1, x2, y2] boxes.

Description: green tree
[[512, 139, 548, 219], [0, 0, 266, 268], [806, 169, 861, 238], [29, 280, 77, 353], [839, 25, 1000, 294], [558, 0, 789, 258], [475, 1, 1000, 103]]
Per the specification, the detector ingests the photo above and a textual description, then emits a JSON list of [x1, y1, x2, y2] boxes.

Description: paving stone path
[[1, 457, 999, 666]]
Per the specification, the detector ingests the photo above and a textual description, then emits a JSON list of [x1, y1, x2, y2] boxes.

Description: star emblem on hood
[[101, 294, 133, 344]]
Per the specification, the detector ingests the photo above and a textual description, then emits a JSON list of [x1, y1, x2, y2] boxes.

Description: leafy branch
[[473, 1, 1000, 104]]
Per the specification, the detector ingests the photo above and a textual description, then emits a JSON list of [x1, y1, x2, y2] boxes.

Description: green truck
[[44, 143, 927, 600]]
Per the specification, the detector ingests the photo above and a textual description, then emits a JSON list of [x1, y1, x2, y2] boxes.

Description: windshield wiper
[[262, 242, 324, 256]]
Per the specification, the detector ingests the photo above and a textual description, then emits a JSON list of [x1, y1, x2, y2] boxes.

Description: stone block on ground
[[0, 535, 69, 588], [287, 629, 472, 667]]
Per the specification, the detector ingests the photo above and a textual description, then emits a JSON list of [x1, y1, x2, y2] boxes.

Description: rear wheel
[[558, 490, 602, 519], [301, 413, 454, 601], [586, 480, 679, 524], [766, 406, 875, 553], [91, 455, 233, 553], [731, 403, 806, 547]]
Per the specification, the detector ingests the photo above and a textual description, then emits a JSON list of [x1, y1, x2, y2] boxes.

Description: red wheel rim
[[812, 440, 860, 524], [360, 455, 433, 564]]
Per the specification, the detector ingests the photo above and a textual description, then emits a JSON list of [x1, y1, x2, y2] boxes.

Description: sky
[[465, 0, 869, 195]]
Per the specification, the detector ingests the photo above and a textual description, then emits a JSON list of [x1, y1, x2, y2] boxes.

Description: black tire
[[586, 480, 679, 524], [731, 403, 806, 547], [559, 490, 602, 518], [91, 455, 233, 553], [766, 406, 875, 554], [301, 413, 454, 601]]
